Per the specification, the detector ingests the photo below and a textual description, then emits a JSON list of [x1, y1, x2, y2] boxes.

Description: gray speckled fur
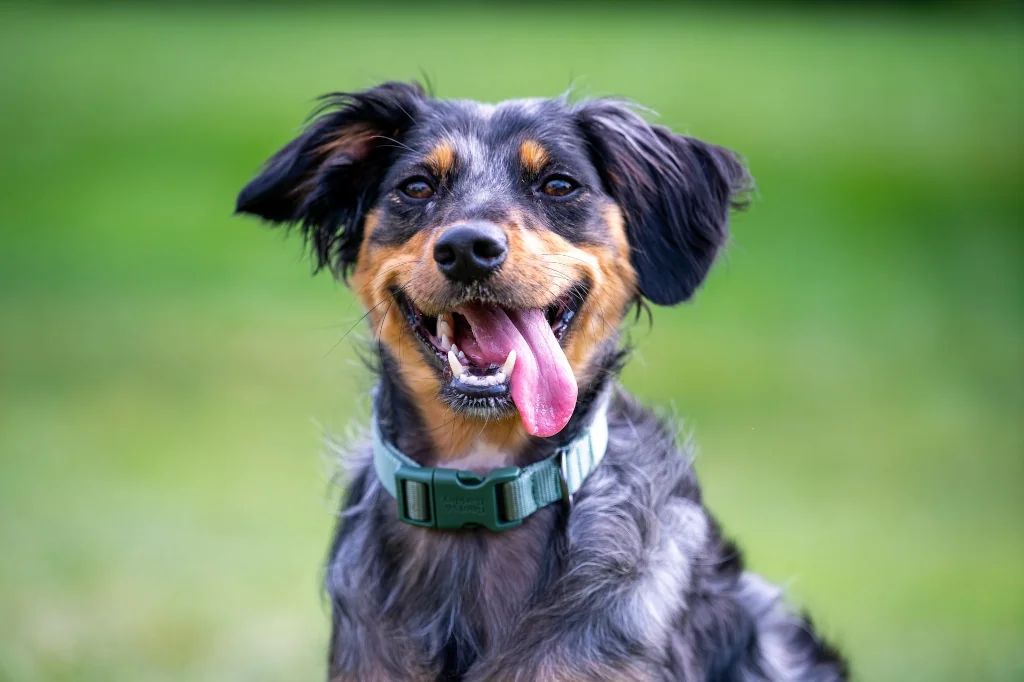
[[325, 383, 848, 681]]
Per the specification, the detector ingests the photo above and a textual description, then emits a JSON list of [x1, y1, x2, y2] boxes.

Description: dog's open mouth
[[395, 285, 586, 437]]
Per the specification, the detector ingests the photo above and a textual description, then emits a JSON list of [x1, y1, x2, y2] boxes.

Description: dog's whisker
[[353, 260, 421, 296], [369, 134, 418, 154], [323, 295, 394, 359], [540, 252, 592, 264]]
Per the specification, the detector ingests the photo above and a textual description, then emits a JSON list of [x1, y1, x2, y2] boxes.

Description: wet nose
[[433, 222, 508, 283]]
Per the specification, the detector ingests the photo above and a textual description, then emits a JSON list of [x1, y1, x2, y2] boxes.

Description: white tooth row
[[448, 348, 517, 388], [456, 371, 507, 388]]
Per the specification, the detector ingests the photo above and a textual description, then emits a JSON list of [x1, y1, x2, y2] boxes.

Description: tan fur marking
[[350, 204, 636, 463], [352, 218, 527, 461], [317, 122, 376, 158], [519, 139, 548, 175], [293, 123, 377, 200], [424, 140, 456, 178]]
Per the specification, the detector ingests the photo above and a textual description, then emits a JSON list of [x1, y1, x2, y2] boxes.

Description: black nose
[[433, 222, 508, 283]]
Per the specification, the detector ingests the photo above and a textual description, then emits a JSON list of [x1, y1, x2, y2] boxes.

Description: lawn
[[0, 4, 1021, 681]]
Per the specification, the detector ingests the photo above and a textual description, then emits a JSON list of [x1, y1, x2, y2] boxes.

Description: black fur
[[576, 99, 752, 305], [236, 81, 426, 277]]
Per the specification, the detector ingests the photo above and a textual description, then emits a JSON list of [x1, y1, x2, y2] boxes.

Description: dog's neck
[[374, 345, 619, 471]]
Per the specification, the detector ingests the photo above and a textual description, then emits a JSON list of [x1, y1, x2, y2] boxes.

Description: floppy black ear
[[576, 100, 751, 305], [236, 81, 425, 277]]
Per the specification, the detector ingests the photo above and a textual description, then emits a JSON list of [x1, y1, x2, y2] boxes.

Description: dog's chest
[[472, 514, 557, 637], [397, 505, 558, 652]]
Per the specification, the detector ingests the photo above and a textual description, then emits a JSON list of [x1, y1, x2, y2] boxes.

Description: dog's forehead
[[409, 97, 580, 159]]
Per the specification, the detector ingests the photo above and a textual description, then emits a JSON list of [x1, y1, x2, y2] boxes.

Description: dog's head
[[237, 82, 749, 439]]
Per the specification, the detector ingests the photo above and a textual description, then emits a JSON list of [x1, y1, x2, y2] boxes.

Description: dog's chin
[[393, 284, 587, 429]]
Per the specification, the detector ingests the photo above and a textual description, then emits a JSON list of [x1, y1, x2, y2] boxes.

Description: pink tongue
[[458, 305, 578, 437]]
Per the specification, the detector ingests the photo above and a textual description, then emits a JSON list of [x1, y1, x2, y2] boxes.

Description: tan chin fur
[[350, 204, 637, 461]]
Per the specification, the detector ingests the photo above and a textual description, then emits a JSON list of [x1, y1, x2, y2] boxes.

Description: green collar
[[373, 400, 609, 532]]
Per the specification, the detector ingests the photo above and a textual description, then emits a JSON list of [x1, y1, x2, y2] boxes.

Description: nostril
[[434, 242, 457, 267], [473, 237, 506, 261]]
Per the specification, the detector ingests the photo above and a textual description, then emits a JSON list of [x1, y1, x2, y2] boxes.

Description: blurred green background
[[1, 3, 1021, 681]]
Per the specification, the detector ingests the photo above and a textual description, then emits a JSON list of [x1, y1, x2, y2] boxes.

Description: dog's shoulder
[[590, 390, 849, 681]]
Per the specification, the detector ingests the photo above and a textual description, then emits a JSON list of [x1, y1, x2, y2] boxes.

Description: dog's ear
[[576, 100, 751, 305], [236, 81, 425, 277]]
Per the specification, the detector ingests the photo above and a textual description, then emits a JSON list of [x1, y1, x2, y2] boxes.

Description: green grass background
[[0, 4, 1021, 681]]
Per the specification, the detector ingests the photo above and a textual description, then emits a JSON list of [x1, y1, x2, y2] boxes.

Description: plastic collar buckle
[[394, 465, 524, 532], [556, 448, 574, 510]]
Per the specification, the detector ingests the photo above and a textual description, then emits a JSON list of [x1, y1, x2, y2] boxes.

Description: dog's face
[[237, 83, 748, 439]]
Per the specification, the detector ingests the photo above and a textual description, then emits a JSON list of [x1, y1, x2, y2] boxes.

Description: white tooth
[[502, 350, 516, 376], [448, 349, 464, 377], [440, 333, 451, 351], [494, 372, 506, 384], [466, 375, 480, 386], [481, 375, 494, 386], [437, 314, 453, 341], [458, 351, 467, 363]]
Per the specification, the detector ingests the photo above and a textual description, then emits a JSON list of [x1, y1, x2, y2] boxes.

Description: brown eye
[[400, 178, 434, 199], [541, 176, 577, 197]]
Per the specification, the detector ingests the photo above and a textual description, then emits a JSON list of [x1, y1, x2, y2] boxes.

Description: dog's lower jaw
[[395, 286, 590, 439], [375, 335, 623, 468]]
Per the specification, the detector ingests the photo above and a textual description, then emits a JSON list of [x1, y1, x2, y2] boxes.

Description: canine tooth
[[502, 350, 516, 376], [448, 349, 464, 377], [437, 314, 453, 341], [440, 333, 451, 351]]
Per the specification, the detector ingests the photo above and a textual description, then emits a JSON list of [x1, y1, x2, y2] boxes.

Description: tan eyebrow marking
[[519, 139, 549, 175], [424, 140, 456, 177]]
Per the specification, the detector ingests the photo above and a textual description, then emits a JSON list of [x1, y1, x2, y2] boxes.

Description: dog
[[236, 82, 849, 681]]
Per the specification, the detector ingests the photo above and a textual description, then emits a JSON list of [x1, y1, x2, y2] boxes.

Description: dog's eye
[[540, 176, 577, 198], [400, 178, 435, 200]]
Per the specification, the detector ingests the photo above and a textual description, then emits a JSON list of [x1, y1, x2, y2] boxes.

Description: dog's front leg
[[465, 491, 709, 682], [460, 583, 668, 682], [460, 577, 670, 682]]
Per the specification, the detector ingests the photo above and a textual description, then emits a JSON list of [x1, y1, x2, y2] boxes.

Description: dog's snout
[[433, 222, 508, 283]]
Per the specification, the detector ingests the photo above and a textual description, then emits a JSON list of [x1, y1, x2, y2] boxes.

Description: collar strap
[[372, 400, 609, 532]]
